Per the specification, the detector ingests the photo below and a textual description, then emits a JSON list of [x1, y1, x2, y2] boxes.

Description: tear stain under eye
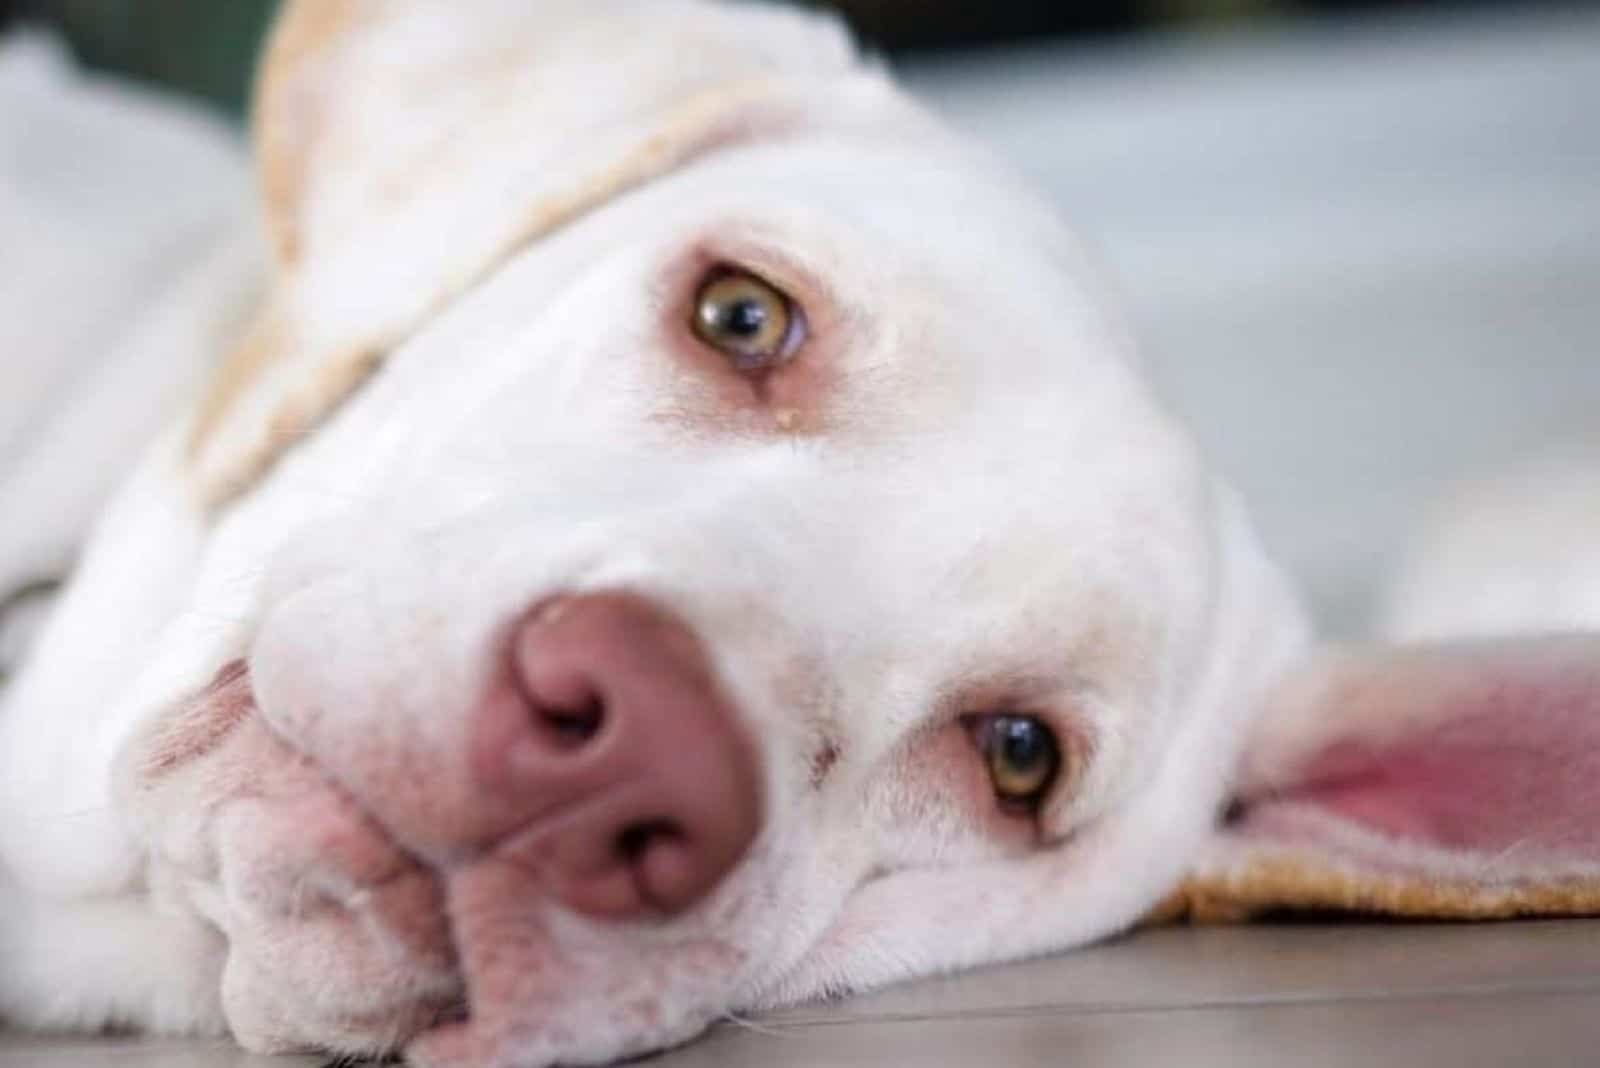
[[808, 738, 841, 789]]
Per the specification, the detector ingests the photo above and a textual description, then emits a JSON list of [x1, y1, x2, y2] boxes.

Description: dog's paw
[[120, 660, 462, 1058]]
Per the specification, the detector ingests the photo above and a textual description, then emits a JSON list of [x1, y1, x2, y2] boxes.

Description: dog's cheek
[[868, 720, 1038, 864]]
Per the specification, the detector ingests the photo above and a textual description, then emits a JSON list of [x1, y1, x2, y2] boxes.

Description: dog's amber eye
[[691, 269, 803, 370], [971, 714, 1061, 808]]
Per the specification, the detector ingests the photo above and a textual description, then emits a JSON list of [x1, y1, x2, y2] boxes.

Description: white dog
[[2, 4, 1596, 1066]]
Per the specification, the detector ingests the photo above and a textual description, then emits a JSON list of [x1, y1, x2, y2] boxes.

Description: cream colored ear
[[252, 0, 364, 265], [1159, 635, 1600, 925], [188, 0, 873, 507], [251, 0, 861, 267]]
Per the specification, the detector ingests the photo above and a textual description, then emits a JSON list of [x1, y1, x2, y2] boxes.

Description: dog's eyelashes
[[691, 267, 806, 371], [965, 713, 1062, 812]]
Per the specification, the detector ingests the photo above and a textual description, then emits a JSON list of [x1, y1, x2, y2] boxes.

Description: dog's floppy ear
[[1167, 634, 1600, 922], [189, 0, 868, 506]]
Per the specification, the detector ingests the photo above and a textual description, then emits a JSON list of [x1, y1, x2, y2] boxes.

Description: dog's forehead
[[684, 135, 1131, 366], [477, 133, 1190, 520], [311, 123, 1159, 456], [635, 136, 1201, 535], [283, 122, 1202, 574], [223, 109, 1210, 672], [508, 130, 1154, 447], [193, 50, 1145, 510]]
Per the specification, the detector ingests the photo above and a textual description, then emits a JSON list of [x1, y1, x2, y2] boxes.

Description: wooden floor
[[7, 922, 1600, 1066]]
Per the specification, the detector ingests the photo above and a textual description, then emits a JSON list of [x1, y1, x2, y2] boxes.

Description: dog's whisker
[[716, 1010, 790, 1038]]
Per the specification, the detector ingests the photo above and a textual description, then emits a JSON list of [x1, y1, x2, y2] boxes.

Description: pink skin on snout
[[469, 594, 765, 918]]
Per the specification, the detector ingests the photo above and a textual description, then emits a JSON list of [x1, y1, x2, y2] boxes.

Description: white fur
[[0, 7, 1314, 1066]]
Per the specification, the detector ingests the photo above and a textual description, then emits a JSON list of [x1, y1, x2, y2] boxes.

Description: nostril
[[536, 696, 605, 749], [512, 633, 608, 751], [615, 819, 702, 913], [615, 819, 684, 863]]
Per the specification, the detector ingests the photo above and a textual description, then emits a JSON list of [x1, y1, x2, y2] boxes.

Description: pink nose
[[470, 593, 762, 919]]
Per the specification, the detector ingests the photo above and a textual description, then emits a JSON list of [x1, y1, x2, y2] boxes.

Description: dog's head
[[111, 3, 1600, 1066]]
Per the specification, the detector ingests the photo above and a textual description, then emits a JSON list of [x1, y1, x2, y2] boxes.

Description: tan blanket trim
[[1147, 854, 1600, 927], [188, 81, 802, 512]]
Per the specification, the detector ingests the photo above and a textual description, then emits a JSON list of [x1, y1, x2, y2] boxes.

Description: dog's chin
[[133, 660, 744, 1067], [400, 838, 750, 1068]]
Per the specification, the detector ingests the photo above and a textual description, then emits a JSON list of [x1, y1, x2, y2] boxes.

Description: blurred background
[[1, 0, 1596, 633], [0, 0, 1577, 112]]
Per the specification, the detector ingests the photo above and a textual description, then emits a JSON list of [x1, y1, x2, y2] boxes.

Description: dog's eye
[[691, 268, 803, 370], [969, 714, 1061, 809]]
